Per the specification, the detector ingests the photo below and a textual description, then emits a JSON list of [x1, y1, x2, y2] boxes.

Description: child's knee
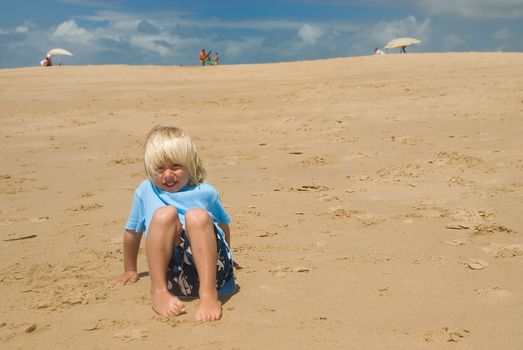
[[185, 208, 212, 226], [152, 206, 180, 226]]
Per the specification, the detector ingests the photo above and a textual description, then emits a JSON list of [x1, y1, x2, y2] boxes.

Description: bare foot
[[195, 291, 221, 321], [151, 289, 186, 316]]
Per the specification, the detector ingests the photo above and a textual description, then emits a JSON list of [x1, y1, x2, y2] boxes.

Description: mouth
[[163, 176, 177, 187]]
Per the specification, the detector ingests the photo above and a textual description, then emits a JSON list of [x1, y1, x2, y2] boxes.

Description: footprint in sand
[[408, 204, 494, 227], [353, 212, 385, 226], [268, 265, 311, 278], [323, 207, 356, 219], [329, 135, 359, 143], [67, 203, 103, 212], [300, 156, 331, 166], [0, 175, 34, 194], [376, 164, 424, 184], [447, 208, 494, 226], [422, 327, 471, 343], [433, 151, 484, 168], [323, 207, 384, 226], [443, 239, 466, 246], [343, 152, 374, 161], [482, 244, 523, 258], [317, 193, 341, 202], [462, 259, 489, 270], [288, 185, 330, 192], [447, 176, 476, 188], [29, 216, 49, 223], [0, 322, 48, 341], [388, 135, 429, 146], [114, 329, 148, 342], [472, 224, 515, 236], [108, 154, 141, 166], [376, 287, 392, 296]]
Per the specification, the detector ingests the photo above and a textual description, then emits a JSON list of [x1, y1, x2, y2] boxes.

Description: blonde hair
[[144, 125, 206, 185]]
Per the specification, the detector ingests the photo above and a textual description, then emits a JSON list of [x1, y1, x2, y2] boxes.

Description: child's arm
[[113, 230, 143, 285]]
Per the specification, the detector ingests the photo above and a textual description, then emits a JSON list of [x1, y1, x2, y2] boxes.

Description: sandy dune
[[1, 52, 522, 349]]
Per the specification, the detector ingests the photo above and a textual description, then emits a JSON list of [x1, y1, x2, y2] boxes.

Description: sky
[[1, 0, 522, 67]]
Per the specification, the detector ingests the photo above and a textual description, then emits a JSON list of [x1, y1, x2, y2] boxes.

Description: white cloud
[[297, 24, 324, 45], [48, 17, 177, 58], [110, 19, 143, 32], [0, 25, 29, 35], [15, 26, 29, 33], [52, 20, 94, 43], [129, 35, 172, 57]]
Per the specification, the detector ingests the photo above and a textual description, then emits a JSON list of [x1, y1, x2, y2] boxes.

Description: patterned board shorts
[[166, 225, 235, 297]]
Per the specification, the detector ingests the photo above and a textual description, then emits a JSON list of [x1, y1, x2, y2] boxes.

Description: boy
[[113, 125, 234, 321]]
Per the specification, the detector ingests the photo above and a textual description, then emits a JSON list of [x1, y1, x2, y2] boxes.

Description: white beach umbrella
[[46, 48, 74, 57], [384, 37, 421, 50]]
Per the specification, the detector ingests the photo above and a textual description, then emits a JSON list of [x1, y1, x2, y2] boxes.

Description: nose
[[163, 169, 175, 177]]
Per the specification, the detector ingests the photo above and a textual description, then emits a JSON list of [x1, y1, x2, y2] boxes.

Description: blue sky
[[1, 0, 522, 67]]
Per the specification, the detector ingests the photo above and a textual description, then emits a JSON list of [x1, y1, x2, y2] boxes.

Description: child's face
[[152, 161, 190, 193]]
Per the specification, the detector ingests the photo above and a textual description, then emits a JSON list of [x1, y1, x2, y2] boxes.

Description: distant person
[[199, 49, 211, 66], [213, 52, 220, 65], [41, 55, 52, 67], [113, 125, 236, 321], [400, 46, 407, 53], [374, 48, 385, 55]]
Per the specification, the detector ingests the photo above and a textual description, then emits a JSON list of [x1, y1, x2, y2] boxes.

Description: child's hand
[[112, 270, 139, 287]]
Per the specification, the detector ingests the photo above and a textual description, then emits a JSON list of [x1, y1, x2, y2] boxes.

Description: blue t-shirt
[[125, 180, 231, 236]]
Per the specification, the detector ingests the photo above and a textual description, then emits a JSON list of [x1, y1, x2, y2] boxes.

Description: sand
[[1, 52, 522, 349]]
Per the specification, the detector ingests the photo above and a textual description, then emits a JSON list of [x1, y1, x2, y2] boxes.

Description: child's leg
[[184, 208, 221, 321], [146, 206, 186, 316]]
